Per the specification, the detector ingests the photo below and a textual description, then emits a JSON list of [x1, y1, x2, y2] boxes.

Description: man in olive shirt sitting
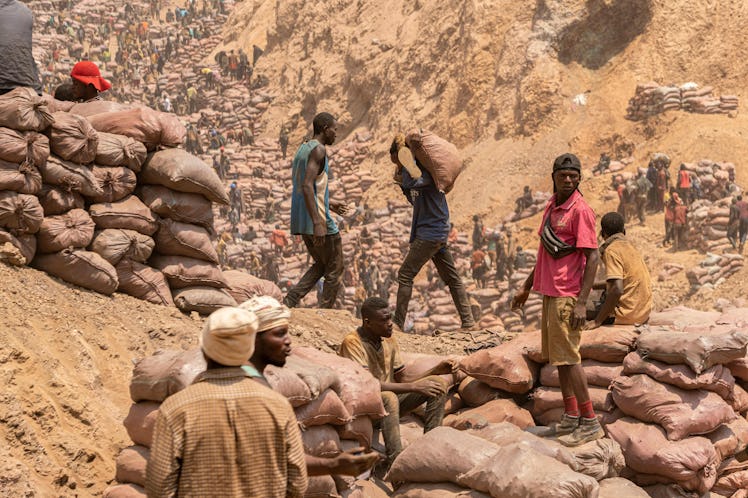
[[339, 297, 448, 468], [587, 212, 653, 329]]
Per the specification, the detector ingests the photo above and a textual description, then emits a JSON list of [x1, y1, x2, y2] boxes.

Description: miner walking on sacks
[[587, 212, 652, 328], [146, 307, 308, 497], [339, 297, 449, 471], [511, 153, 603, 447], [389, 135, 476, 331], [240, 296, 380, 477], [284, 112, 350, 309]]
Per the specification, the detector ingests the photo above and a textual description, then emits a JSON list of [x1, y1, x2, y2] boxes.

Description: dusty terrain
[[6, 0, 748, 495]]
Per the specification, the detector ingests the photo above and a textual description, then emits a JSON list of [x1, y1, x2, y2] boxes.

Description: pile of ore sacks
[[387, 305, 748, 497], [681, 160, 740, 202], [686, 253, 744, 291], [626, 82, 739, 121], [0, 87, 278, 315], [106, 345, 452, 497]]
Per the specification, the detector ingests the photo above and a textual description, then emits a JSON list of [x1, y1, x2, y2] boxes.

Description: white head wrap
[[239, 296, 291, 333], [200, 307, 259, 366]]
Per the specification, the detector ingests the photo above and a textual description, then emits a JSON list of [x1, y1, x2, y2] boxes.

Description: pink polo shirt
[[533, 190, 598, 297]]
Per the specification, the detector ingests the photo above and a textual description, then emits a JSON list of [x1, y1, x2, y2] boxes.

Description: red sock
[[580, 400, 595, 419], [563, 396, 579, 417]]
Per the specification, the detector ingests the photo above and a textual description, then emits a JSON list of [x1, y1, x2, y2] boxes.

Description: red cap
[[71, 61, 112, 92]]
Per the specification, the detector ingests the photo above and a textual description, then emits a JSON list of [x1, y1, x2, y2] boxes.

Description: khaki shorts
[[541, 295, 581, 366]]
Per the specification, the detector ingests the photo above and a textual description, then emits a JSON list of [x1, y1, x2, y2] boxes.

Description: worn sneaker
[[551, 413, 579, 437], [558, 417, 604, 447]]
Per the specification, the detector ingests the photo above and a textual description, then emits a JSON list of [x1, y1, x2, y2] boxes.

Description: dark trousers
[[740, 219, 748, 246], [394, 239, 474, 329], [284, 233, 343, 309]]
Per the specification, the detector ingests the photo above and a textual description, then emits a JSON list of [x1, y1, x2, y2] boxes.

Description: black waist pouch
[[540, 216, 576, 259]]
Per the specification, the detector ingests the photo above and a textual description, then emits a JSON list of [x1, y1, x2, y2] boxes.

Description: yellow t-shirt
[[338, 329, 404, 383], [602, 235, 652, 325]]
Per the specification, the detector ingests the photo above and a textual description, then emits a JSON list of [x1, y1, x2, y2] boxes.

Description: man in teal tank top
[[284, 112, 350, 308]]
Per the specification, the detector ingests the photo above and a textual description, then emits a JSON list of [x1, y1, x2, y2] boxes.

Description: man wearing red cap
[[70, 61, 111, 102]]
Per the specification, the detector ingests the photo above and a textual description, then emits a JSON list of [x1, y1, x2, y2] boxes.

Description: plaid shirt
[[146, 367, 307, 498]]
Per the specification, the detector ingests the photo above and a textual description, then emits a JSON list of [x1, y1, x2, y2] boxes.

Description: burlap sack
[[0, 128, 49, 167], [115, 259, 174, 306], [137, 184, 213, 229], [713, 470, 748, 496], [390, 483, 490, 498], [149, 254, 227, 289], [87, 107, 183, 151], [446, 398, 535, 430], [130, 348, 205, 403], [567, 438, 626, 480], [123, 402, 160, 447], [706, 416, 748, 461], [727, 356, 748, 382], [90, 229, 154, 266], [528, 326, 639, 364], [293, 347, 386, 419], [531, 386, 615, 415], [637, 328, 748, 374], [47, 111, 98, 164], [337, 417, 373, 449], [340, 480, 392, 498], [606, 417, 719, 493], [457, 443, 600, 498], [36, 208, 95, 253], [40, 94, 75, 113], [265, 364, 314, 407], [154, 218, 218, 263], [140, 148, 229, 204], [458, 331, 540, 393], [622, 351, 735, 400], [89, 195, 158, 235], [115, 445, 149, 487], [597, 478, 649, 498], [295, 389, 352, 429], [172, 286, 237, 314], [468, 422, 577, 468], [405, 129, 462, 194], [70, 100, 132, 117], [0, 228, 36, 264], [301, 425, 342, 458], [95, 132, 147, 171], [102, 484, 146, 498], [0, 159, 42, 194], [732, 383, 748, 413], [611, 374, 735, 440], [400, 353, 463, 386], [0, 87, 54, 131], [89, 166, 137, 203], [457, 376, 502, 407], [223, 269, 283, 302], [31, 248, 118, 295], [305, 476, 337, 498], [0, 191, 43, 233], [540, 360, 623, 388], [387, 427, 498, 484], [648, 306, 720, 328], [38, 155, 103, 198], [37, 184, 84, 215], [284, 353, 341, 398]]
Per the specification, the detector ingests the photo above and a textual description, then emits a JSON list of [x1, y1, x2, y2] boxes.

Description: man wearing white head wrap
[[147, 307, 308, 498], [240, 296, 381, 478]]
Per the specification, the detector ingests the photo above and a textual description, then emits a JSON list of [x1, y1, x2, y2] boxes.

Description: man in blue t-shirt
[[284, 113, 350, 308], [389, 138, 475, 331]]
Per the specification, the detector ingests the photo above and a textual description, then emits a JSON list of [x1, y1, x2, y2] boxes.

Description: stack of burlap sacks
[[106, 345, 393, 498], [688, 199, 734, 253], [0, 87, 279, 315], [389, 305, 748, 497], [682, 160, 738, 202], [626, 82, 739, 121], [686, 253, 744, 291]]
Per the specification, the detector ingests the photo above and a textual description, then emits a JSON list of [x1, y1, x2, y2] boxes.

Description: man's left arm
[[284, 410, 308, 497], [145, 413, 180, 498], [587, 278, 623, 329]]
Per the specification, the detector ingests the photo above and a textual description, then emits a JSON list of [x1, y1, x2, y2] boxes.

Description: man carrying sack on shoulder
[[512, 153, 603, 447]]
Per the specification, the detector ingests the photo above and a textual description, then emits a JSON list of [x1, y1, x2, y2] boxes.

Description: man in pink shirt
[[512, 153, 602, 447]]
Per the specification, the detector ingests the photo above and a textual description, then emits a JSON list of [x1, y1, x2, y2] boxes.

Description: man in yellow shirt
[[587, 212, 652, 328], [339, 297, 448, 468]]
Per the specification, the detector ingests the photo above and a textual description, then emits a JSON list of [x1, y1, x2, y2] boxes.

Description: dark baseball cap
[[552, 153, 581, 173]]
